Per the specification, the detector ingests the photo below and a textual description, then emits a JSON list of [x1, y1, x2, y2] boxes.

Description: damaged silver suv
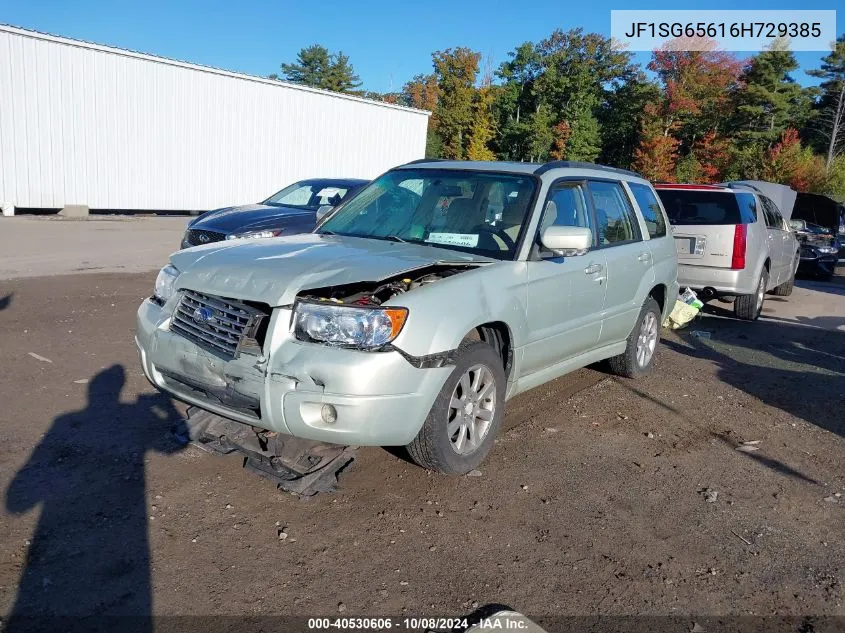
[[137, 160, 678, 475]]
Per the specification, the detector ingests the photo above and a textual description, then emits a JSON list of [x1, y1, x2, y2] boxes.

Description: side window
[[588, 180, 642, 246], [536, 182, 593, 254], [628, 182, 666, 238], [735, 193, 758, 223], [760, 197, 780, 229]]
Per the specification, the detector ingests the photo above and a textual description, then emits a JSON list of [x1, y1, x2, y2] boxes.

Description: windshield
[[264, 182, 354, 209], [657, 190, 757, 226], [317, 169, 538, 260]]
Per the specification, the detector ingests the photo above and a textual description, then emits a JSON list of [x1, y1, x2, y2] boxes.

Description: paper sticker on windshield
[[426, 233, 479, 248]]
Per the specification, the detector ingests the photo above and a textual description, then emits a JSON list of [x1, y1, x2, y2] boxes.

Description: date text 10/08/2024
[[307, 616, 532, 630]]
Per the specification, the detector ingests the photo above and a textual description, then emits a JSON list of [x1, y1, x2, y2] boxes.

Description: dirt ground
[[0, 264, 843, 629]]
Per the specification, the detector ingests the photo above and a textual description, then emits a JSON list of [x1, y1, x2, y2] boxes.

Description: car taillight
[[731, 224, 747, 270]]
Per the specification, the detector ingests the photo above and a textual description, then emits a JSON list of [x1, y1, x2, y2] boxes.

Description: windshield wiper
[[384, 235, 408, 243]]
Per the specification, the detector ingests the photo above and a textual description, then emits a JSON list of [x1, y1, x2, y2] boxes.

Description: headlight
[[817, 245, 838, 254], [154, 264, 180, 304], [293, 302, 408, 349], [226, 229, 282, 240]]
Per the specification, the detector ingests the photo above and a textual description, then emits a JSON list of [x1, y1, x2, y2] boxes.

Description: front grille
[[185, 229, 226, 246], [170, 290, 268, 359]]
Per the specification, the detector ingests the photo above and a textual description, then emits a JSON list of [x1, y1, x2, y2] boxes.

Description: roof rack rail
[[722, 181, 762, 193], [534, 160, 642, 178], [402, 158, 447, 166]]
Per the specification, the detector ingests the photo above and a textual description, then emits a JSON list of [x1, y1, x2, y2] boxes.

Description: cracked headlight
[[154, 264, 180, 304], [226, 229, 283, 240], [293, 302, 408, 349]]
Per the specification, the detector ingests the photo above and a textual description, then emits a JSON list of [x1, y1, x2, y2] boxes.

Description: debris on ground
[[736, 441, 761, 453], [28, 352, 53, 363], [183, 407, 357, 496], [690, 330, 712, 340], [73, 378, 89, 384], [823, 495, 839, 504], [467, 469, 483, 477], [701, 488, 719, 503]]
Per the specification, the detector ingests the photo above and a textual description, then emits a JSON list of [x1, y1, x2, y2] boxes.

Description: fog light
[[321, 404, 338, 424]]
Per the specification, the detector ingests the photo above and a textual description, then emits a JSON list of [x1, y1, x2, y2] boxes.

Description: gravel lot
[[0, 218, 842, 629]]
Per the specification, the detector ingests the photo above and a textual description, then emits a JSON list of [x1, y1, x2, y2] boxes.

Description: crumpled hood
[[170, 233, 492, 306], [189, 204, 315, 234]]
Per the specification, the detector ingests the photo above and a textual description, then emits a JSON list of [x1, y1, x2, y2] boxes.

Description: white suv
[[655, 182, 799, 321]]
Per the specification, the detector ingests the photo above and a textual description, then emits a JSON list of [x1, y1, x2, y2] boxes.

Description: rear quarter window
[[628, 183, 667, 238], [656, 189, 757, 225]]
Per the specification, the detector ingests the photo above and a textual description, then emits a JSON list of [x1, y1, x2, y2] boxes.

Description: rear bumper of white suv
[[677, 263, 759, 296]]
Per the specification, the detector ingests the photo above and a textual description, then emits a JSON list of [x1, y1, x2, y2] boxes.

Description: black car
[[181, 178, 369, 249], [790, 219, 840, 280], [791, 192, 842, 280]]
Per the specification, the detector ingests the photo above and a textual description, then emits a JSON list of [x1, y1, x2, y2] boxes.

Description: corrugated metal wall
[[0, 26, 429, 211]]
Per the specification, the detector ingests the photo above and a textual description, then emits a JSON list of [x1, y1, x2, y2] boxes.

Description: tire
[[406, 340, 505, 474], [607, 297, 661, 378], [734, 268, 768, 321], [771, 255, 797, 296]]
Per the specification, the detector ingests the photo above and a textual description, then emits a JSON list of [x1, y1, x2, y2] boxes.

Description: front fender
[[388, 262, 529, 357]]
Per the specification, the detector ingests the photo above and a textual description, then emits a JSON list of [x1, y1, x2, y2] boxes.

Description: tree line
[[274, 33, 845, 200]]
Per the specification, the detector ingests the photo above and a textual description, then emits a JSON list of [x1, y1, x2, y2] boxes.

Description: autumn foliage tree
[[631, 102, 680, 182], [550, 121, 571, 160], [763, 129, 827, 192]]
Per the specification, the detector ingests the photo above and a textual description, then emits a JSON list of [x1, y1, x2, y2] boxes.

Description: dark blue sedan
[[181, 178, 369, 249]]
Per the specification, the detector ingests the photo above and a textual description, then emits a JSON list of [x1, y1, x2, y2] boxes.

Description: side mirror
[[316, 205, 334, 222], [540, 226, 592, 255]]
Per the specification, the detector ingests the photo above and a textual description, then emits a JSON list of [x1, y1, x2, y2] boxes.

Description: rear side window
[[588, 180, 642, 246], [656, 189, 757, 225], [628, 183, 667, 238], [760, 196, 786, 229]]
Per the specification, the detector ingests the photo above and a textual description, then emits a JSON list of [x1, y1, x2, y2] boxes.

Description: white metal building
[[0, 25, 429, 215]]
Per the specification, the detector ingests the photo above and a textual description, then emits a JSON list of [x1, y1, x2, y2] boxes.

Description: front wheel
[[734, 268, 768, 320], [608, 297, 662, 378], [406, 340, 505, 474]]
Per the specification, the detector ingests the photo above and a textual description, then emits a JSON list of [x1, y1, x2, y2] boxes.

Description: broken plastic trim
[[387, 344, 458, 369]]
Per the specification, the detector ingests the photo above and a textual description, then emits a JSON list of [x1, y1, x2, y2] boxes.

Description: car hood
[[170, 233, 493, 306], [189, 204, 316, 234]]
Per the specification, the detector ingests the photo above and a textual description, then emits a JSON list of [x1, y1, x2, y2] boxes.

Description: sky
[[3, 0, 842, 93]]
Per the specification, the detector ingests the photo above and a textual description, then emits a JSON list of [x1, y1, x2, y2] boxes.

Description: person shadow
[[5, 365, 186, 632]]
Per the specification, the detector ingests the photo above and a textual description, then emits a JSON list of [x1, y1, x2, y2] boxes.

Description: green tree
[[564, 106, 602, 161], [598, 73, 660, 168], [808, 34, 845, 169], [279, 45, 361, 93], [432, 48, 481, 159], [733, 41, 813, 148], [493, 29, 635, 162]]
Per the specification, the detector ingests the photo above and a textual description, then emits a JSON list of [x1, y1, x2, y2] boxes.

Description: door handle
[[637, 252, 652, 262], [584, 263, 603, 275]]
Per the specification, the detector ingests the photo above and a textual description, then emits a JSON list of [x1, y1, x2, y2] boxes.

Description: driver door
[[521, 181, 606, 377]]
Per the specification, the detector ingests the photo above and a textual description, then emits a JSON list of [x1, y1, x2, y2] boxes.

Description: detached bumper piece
[[182, 407, 357, 497]]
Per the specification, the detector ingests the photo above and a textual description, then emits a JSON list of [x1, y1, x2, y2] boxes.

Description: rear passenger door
[[626, 181, 675, 312], [759, 196, 788, 285], [587, 180, 653, 346]]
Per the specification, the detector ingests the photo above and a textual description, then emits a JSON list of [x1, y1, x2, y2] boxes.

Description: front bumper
[[798, 252, 838, 277], [136, 298, 453, 446], [676, 263, 758, 295]]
